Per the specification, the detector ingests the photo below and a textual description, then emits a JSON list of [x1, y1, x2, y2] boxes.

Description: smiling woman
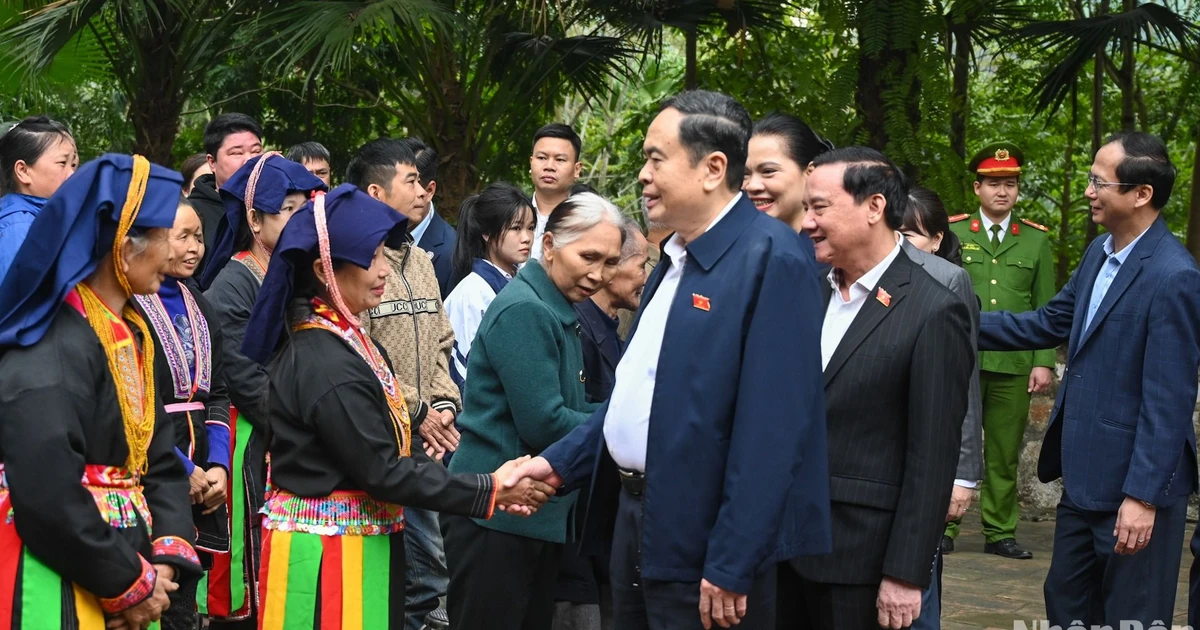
[[445, 191, 624, 630], [134, 196, 234, 630], [0, 155, 204, 630], [743, 113, 832, 233]]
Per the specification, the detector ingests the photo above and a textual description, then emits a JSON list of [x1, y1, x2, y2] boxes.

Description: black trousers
[[611, 487, 776, 630], [776, 562, 893, 630], [442, 513, 563, 630], [1044, 489, 1187, 627]]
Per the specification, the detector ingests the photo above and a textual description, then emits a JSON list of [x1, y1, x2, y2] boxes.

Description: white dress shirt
[[979, 211, 1011, 244], [444, 260, 512, 382], [820, 234, 903, 370], [410, 202, 435, 245], [530, 195, 551, 261], [603, 193, 742, 472]]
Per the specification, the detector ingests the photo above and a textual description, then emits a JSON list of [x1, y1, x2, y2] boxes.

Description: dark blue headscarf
[[198, 153, 327, 289], [0, 154, 183, 347], [242, 184, 407, 364]]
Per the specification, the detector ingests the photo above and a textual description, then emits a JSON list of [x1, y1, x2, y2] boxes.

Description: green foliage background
[[3, 0, 1199, 280]]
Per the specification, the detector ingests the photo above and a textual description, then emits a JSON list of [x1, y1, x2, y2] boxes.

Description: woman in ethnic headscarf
[[0, 154, 203, 630], [241, 184, 554, 628], [197, 153, 325, 626], [136, 196, 233, 629]]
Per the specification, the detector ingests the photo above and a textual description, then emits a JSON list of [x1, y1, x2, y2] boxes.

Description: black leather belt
[[618, 468, 645, 496]]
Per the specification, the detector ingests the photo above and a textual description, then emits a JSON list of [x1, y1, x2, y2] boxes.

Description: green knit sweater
[[447, 260, 599, 542]]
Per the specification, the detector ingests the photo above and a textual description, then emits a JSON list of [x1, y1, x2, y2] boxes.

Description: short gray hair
[[545, 192, 626, 250], [619, 217, 646, 261]]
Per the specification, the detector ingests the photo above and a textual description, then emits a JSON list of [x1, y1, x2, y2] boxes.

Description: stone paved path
[[942, 517, 1192, 629]]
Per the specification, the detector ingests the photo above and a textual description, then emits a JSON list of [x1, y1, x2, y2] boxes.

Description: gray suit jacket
[[903, 240, 984, 482]]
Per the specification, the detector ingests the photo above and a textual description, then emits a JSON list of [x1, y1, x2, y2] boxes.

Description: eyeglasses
[[1086, 173, 1138, 190]]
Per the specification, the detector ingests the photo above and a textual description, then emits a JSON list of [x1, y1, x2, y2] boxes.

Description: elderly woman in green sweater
[[445, 192, 625, 630]]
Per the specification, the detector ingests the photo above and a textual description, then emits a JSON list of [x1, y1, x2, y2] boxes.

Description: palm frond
[[1, 0, 109, 77], [251, 0, 448, 75], [1014, 2, 1200, 116], [491, 32, 637, 104], [945, 0, 1031, 41]]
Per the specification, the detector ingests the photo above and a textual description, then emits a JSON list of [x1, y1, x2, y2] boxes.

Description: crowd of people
[[0, 86, 1197, 630]]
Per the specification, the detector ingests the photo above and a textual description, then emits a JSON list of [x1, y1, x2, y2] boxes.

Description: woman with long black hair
[[444, 182, 536, 387]]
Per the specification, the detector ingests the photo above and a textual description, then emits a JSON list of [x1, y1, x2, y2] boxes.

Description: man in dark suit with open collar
[[503, 90, 831, 630], [780, 147, 974, 630], [982, 133, 1200, 627], [404, 137, 457, 298]]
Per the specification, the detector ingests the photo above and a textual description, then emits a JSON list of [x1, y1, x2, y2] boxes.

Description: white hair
[[125, 233, 151, 257], [619, 217, 646, 261], [545, 192, 626, 250]]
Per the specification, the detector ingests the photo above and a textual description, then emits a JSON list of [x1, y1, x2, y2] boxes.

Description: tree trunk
[[130, 93, 184, 166], [855, 0, 924, 177], [1058, 125, 1077, 287], [685, 28, 698, 90], [949, 26, 970, 163], [1088, 45, 1105, 244], [128, 2, 183, 166], [1185, 122, 1200, 262], [1119, 0, 1137, 132]]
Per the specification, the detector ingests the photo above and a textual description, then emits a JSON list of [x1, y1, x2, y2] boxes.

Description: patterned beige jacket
[[361, 242, 460, 424]]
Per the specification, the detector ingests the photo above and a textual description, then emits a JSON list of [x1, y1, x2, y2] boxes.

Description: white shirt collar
[[826, 233, 903, 301], [410, 203, 436, 244], [662, 192, 742, 265], [979, 211, 1011, 237], [482, 258, 514, 279], [1103, 222, 1154, 264]]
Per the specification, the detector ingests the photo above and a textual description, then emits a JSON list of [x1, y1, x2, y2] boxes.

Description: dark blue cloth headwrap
[[242, 183, 407, 365], [0, 154, 184, 347], [198, 154, 327, 289]]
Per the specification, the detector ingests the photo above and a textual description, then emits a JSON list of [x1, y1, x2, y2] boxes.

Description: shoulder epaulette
[[1019, 218, 1049, 232], [948, 214, 970, 223]]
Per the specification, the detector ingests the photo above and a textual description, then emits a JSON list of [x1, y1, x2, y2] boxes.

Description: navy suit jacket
[[418, 211, 456, 299], [542, 194, 832, 595], [574, 299, 620, 404], [979, 216, 1200, 511]]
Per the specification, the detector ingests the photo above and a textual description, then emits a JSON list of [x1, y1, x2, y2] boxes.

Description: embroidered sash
[[136, 284, 212, 401]]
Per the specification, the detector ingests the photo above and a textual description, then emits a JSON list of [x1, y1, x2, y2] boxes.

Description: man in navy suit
[[404, 137, 457, 298], [978, 132, 1200, 627], [504, 90, 831, 629]]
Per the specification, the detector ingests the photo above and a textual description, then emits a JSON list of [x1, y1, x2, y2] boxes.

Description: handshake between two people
[[492, 455, 563, 517]]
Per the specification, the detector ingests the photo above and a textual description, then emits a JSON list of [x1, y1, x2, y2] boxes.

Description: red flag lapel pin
[[692, 293, 711, 311], [876, 287, 891, 307]]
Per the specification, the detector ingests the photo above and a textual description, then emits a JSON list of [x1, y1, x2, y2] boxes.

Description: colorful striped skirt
[[198, 409, 259, 621], [255, 489, 408, 630], [0, 465, 158, 630]]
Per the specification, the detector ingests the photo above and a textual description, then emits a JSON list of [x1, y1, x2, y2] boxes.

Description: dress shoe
[[984, 538, 1033, 559], [939, 535, 954, 555]]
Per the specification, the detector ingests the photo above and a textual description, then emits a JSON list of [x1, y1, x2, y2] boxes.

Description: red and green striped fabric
[[198, 410, 255, 620], [0, 498, 151, 630], [257, 529, 393, 630]]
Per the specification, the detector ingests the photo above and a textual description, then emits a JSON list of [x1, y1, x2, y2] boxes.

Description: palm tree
[[586, 0, 797, 90], [255, 0, 640, 218], [1013, 1, 1200, 244], [1014, 2, 1200, 121], [938, 0, 1030, 162], [1, 0, 262, 164]]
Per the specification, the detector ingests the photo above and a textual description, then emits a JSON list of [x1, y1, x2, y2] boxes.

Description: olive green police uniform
[[946, 143, 1056, 548]]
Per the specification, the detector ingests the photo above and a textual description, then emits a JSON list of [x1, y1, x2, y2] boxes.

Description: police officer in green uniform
[[945, 142, 1055, 560]]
